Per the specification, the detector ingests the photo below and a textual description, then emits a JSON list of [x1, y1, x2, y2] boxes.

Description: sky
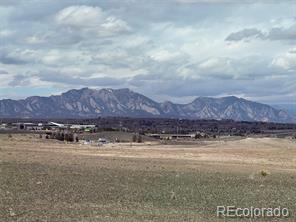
[[0, 0, 296, 104]]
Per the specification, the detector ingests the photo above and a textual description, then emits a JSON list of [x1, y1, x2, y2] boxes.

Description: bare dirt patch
[[1, 134, 296, 221]]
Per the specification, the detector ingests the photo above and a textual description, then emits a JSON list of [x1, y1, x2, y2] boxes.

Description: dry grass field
[[1, 134, 296, 221]]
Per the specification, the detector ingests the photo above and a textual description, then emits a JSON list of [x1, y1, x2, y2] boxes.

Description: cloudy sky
[[0, 0, 296, 104]]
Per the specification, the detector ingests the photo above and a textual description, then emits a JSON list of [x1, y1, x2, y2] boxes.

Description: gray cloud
[[38, 71, 125, 87], [130, 72, 295, 101], [268, 24, 296, 41], [226, 24, 296, 42], [175, 0, 294, 4], [0, 51, 27, 65], [129, 54, 295, 102], [9, 74, 31, 86], [0, 69, 8, 74], [0, 0, 24, 6], [225, 28, 264, 41], [0, 0, 296, 104], [176, 0, 256, 3]]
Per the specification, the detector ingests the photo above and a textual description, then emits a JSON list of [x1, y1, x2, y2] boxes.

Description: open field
[[1, 134, 296, 221]]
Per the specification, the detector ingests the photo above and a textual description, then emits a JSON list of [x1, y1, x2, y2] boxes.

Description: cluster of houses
[[0, 122, 96, 132], [0, 121, 215, 143]]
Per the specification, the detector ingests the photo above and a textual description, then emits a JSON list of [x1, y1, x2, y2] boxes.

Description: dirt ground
[[1, 134, 296, 221]]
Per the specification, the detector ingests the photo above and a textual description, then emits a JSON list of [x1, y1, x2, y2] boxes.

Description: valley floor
[[1, 134, 296, 221]]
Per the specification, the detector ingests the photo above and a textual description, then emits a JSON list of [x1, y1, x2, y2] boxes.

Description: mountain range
[[0, 88, 294, 123]]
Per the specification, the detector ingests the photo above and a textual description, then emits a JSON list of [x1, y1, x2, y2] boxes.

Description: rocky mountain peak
[[0, 88, 294, 123]]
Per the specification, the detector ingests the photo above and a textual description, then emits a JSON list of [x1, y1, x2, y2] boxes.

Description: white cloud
[[55, 5, 105, 27], [101, 16, 130, 33], [41, 49, 91, 66], [0, 30, 14, 37], [148, 49, 183, 62], [25, 35, 46, 44], [55, 5, 130, 36], [272, 49, 296, 71]]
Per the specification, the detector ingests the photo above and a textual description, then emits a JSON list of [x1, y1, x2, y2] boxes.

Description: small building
[[169, 134, 196, 139], [0, 123, 7, 129], [70, 124, 96, 130], [147, 134, 161, 139], [13, 123, 40, 130]]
